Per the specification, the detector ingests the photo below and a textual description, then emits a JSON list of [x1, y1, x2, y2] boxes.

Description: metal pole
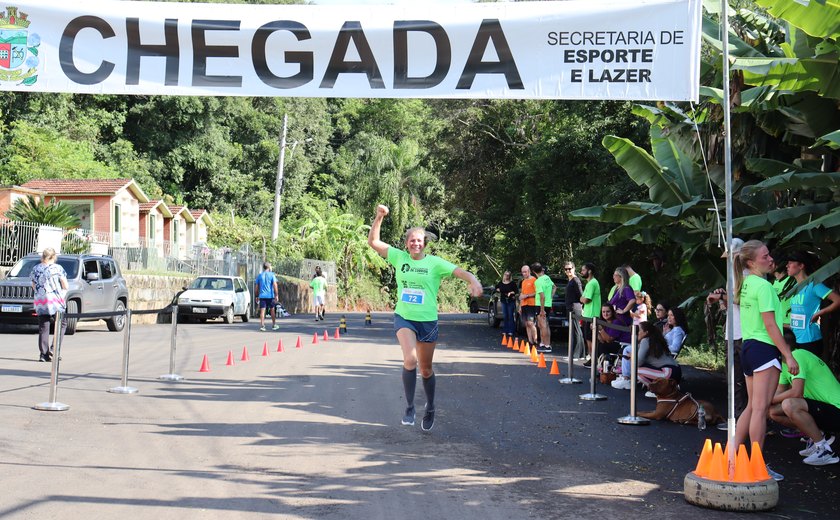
[[109, 308, 138, 394], [559, 311, 581, 384], [34, 311, 69, 411], [271, 113, 288, 241], [721, 0, 737, 478], [580, 317, 606, 400], [160, 304, 183, 381], [618, 324, 650, 425]]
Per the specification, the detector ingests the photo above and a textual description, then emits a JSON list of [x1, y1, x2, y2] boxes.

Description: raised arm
[[453, 268, 483, 298], [367, 204, 391, 259]]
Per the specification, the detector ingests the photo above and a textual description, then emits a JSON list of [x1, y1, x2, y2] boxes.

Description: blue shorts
[[394, 314, 439, 343], [258, 298, 275, 309], [741, 339, 781, 376]]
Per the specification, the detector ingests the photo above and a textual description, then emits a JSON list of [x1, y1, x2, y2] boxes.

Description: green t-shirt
[[780, 349, 840, 409], [629, 273, 642, 292], [740, 274, 781, 345], [309, 276, 327, 296], [387, 247, 456, 322], [773, 276, 792, 326], [535, 274, 554, 309], [582, 277, 601, 318]]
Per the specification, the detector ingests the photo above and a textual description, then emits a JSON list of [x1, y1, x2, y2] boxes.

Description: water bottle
[[697, 404, 707, 430]]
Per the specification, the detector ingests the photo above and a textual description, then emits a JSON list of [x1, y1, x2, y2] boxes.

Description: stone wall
[[124, 274, 337, 324]]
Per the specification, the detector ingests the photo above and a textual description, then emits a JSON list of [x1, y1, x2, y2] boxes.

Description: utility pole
[[271, 113, 288, 241]]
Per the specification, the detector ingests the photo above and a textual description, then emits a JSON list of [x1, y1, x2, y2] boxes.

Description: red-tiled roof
[[21, 178, 150, 202], [140, 199, 173, 218], [190, 209, 205, 218], [167, 205, 195, 222]]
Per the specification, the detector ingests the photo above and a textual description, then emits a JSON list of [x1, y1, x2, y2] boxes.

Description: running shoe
[[421, 409, 435, 432], [582, 358, 592, 368], [716, 422, 728, 431], [765, 465, 784, 481], [803, 445, 839, 466], [780, 427, 804, 438], [644, 391, 657, 398], [800, 435, 835, 457], [538, 345, 551, 353], [259, 326, 266, 332], [611, 377, 631, 390], [401, 406, 415, 426], [272, 324, 280, 331]]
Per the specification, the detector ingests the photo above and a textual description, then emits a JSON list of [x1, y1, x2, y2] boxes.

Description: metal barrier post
[[109, 308, 138, 394], [579, 317, 606, 400], [159, 304, 184, 381], [618, 324, 649, 425], [559, 311, 581, 384], [34, 311, 69, 411]]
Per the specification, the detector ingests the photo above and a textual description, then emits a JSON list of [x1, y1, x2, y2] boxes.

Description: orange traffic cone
[[513, 338, 520, 351], [312, 332, 318, 344], [241, 346, 250, 361], [323, 330, 329, 341], [537, 353, 547, 368], [277, 339, 284, 352], [693, 439, 713, 478], [734, 444, 753, 483], [225, 351, 235, 366], [708, 442, 726, 481], [334, 328, 340, 339], [262, 342, 270, 356], [549, 359, 560, 375], [521, 342, 529, 355], [295, 336, 302, 349], [750, 441, 772, 480], [199, 354, 210, 372], [501, 334, 507, 346], [530, 346, 539, 363]]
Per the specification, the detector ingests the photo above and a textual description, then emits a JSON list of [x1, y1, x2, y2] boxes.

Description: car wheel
[[224, 305, 234, 324], [65, 299, 79, 336], [241, 305, 250, 322], [469, 300, 479, 313], [106, 300, 126, 332], [487, 301, 501, 328]]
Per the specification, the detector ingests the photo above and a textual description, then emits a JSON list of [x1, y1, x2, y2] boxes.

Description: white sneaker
[[611, 377, 631, 390], [803, 444, 840, 466], [644, 391, 657, 398], [800, 435, 835, 457]]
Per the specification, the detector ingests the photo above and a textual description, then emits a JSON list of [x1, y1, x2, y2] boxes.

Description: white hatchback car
[[177, 276, 250, 324]]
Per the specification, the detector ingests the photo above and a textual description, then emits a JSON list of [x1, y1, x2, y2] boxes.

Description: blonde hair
[[404, 227, 436, 246], [733, 239, 766, 304], [635, 290, 652, 309], [41, 248, 57, 262]]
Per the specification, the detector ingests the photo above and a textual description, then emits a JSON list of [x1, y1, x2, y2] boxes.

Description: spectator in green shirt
[[532, 263, 555, 353]]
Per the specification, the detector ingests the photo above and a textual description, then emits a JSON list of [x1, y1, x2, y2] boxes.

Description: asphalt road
[[1, 313, 836, 519]]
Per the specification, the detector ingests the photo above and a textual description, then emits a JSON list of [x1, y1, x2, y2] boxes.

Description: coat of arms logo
[[0, 6, 39, 86]]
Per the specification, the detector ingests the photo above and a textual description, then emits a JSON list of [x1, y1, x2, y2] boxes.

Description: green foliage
[[4, 195, 81, 228]]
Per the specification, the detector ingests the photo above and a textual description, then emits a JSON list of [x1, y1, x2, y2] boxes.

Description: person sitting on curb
[[769, 348, 840, 466], [612, 321, 680, 390]]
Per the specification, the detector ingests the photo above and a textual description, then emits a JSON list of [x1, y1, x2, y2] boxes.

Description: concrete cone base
[[684, 472, 778, 511]]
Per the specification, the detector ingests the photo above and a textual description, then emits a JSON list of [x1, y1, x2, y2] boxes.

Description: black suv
[[487, 274, 569, 335], [0, 253, 129, 335]]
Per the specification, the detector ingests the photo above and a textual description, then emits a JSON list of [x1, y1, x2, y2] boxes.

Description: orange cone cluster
[[693, 439, 772, 482], [197, 330, 344, 373], [501, 334, 560, 377]]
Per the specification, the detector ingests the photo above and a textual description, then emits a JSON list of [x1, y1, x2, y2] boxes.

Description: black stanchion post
[[559, 311, 581, 384], [109, 308, 138, 394], [160, 304, 184, 382], [34, 310, 69, 411], [579, 317, 606, 400], [618, 324, 649, 425]]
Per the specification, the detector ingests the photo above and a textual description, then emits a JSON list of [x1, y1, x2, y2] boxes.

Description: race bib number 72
[[401, 288, 425, 305]]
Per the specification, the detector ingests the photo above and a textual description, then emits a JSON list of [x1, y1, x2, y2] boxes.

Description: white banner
[[0, 0, 701, 100]]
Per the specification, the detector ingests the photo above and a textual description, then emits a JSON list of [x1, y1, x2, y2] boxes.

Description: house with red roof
[[21, 178, 149, 247], [190, 209, 213, 245], [139, 199, 173, 258], [165, 204, 196, 260], [0, 185, 46, 217]]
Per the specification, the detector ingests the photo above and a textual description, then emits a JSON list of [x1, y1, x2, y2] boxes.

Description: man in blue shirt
[[254, 262, 279, 331]]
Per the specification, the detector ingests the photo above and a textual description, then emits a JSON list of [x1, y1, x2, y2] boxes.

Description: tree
[[5, 195, 81, 228]]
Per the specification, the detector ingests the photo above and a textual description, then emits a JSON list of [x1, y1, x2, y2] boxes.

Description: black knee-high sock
[[402, 368, 417, 408], [422, 373, 436, 411]]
